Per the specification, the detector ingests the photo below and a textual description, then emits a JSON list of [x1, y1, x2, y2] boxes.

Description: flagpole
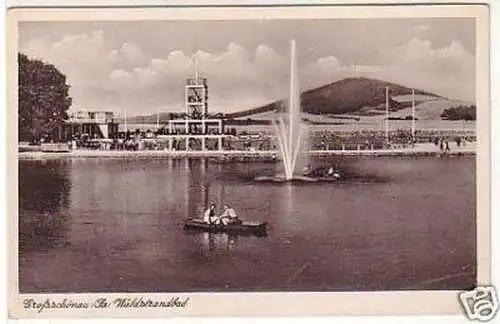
[[124, 104, 128, 137], [385, 86, 389, 146], [156, 106, 160, 131], [411, 89, 416, 144]]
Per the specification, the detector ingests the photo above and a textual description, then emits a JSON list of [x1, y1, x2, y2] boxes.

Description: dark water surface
[[19, 156, 476, 293]]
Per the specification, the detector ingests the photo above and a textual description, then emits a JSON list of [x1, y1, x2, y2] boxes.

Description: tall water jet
[[272, 39, 310, 181]]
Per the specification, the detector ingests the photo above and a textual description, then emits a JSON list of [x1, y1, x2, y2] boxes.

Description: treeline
[[18, 53, 72, 142], [440, 105, 476, 121], [224, 118, 271, 126]]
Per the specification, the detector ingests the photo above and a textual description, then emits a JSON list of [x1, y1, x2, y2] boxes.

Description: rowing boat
[[184, 218, 267, 236]]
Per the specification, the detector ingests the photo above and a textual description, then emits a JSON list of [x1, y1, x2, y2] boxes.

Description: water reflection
[[186, 158, 209, 220], [18, 157, 476, 292], [198, 232, 240, 255], [185, 159, 227, 220], [227, 234, 239, 252], [19, 160, 72, 253]]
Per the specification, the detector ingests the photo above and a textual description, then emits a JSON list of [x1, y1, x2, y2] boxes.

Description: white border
[[3, 0, 496, 7]]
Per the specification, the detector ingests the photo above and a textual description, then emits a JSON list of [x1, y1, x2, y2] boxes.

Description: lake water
[[19, 156, 476, 293]]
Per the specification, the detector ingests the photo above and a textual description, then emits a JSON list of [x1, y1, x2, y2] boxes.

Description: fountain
[[256, 39, 316, 183]]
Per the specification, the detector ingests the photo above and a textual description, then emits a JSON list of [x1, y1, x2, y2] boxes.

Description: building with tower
[[158, 67, 228, 151]]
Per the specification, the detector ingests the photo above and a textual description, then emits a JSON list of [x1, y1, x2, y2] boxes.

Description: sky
[[18, 18, 476, 116]]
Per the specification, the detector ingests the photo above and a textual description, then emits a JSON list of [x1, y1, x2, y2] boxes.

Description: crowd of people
[[309, 129, 474, 151], [65, 128, 475, 152]]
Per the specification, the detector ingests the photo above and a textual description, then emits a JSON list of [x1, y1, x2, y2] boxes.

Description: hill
[[226, 77, 441, 118], [123, 78, 474, 124]]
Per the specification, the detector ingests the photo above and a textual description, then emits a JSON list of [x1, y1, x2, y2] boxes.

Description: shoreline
[[18, 146, 476, 160]]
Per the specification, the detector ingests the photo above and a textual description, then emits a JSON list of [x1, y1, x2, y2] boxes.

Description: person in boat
[[203, 204, 219, 224], [327, 166, 341, 179], [219, 204, 241, 226]]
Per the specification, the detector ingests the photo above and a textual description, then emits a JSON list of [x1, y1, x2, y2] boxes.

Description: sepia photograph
[[6, 4, 492, 318]]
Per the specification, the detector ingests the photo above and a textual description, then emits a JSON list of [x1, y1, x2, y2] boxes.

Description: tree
[[440, 105, 476, 121], [18, 53, 72, 142]]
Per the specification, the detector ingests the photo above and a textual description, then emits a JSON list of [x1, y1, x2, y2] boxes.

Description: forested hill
[[226, 77, 441, 118]]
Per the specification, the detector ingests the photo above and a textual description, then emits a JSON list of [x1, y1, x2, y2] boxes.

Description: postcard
[[5, 3, 495, 320]]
